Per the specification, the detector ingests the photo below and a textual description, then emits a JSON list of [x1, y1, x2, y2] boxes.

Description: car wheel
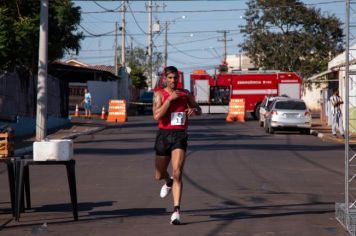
[[301, 129, 310, 135]]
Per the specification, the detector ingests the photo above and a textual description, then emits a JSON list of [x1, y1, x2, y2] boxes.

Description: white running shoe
[[160, 183, 172, 198], [170, 211, 181, 225]]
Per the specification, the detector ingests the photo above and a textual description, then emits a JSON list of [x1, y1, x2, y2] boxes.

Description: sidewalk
[[13, 117, 108, 156], [310, 117, 356, 144]]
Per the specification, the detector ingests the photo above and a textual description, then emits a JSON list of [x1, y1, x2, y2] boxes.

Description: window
[[275, 101, 306, 110]]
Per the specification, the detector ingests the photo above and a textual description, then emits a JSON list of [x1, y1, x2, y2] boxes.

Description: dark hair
[[164, 66, 178, 76]]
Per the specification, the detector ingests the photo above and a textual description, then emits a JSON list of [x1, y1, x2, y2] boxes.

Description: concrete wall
[[87, 80, 119, 113], [0, 71, 69, 137], [0, 72, 36, 118], [85, 69, 132, 113], [302, 83, 324, 112], [0, 71, 68, 118]]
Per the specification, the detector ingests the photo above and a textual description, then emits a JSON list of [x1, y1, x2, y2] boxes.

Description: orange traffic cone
[[101, 106, 106, 120], [226, 115, 235, 122], [74, 104, 79, 117]]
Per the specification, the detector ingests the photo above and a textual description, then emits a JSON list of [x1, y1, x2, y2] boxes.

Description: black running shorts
[[155, 129, 188, 156]]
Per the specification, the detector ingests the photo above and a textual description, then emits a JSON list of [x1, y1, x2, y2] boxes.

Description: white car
[[259, 96, 288, 127], [264, 99, 312, 134]]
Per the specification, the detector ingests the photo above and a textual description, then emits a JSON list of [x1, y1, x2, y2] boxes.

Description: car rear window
[[275, 101, 306, 110]]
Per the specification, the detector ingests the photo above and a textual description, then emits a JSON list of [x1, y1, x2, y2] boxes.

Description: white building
[[305, 44, 356, 131], [226, 54, 256, 72]]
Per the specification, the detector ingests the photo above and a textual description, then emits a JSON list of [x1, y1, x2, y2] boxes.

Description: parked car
[[137, 91, 154, 115], [264, 99, 311, 134], [259, 96, 289, 127]]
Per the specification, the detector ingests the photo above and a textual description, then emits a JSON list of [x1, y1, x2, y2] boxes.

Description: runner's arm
[[186, 93, 202, 116], [153, 91, 172, 120]]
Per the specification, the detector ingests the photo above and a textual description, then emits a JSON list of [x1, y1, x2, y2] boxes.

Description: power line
[[79, 1, 347, 14], [93, 1, 123, 12], [81, 8, 246, 14], [79, 24, 115, 37], [127, 3, 147, 35], [168, 42, 220, 60], [82, 29, 240, 37]]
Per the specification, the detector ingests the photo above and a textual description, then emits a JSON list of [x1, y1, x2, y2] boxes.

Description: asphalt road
[[0, 114, 350, 236]]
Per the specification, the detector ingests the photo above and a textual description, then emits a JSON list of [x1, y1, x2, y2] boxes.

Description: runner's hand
[[168, 90, 181, 102], [185, 107, 197, 117]]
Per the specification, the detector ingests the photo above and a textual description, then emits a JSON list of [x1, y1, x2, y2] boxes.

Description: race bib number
[[171, 112, 186, 126]]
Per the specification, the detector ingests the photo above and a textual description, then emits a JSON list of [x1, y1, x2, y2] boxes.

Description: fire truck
[[190, 69, 302, 118]]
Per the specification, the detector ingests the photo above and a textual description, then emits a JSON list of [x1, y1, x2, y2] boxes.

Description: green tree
[[240, 0, 344, 78], [0, 0, 83, 71], [123, 46, 163, 89], [128, 61, 147, 89]]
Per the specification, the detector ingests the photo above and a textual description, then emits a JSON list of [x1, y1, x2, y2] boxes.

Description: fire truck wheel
[[253, 103, 261, 120]]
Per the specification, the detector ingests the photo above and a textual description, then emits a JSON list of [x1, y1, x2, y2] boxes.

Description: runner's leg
[[171, 149, 186, 207], [155, 155, 171, 182]]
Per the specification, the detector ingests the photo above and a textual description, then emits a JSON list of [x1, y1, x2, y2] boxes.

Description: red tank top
[[158, 89, 189, 130]]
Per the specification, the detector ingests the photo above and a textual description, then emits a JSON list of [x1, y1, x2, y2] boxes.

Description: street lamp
[[164, 16, 186, 67]]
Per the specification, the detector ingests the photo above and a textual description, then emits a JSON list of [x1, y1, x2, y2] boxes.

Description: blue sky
[[67, 0, 348, 86]]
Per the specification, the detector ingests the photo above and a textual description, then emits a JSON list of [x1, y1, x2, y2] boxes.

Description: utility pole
[[164, 21, 168, 68], [36, 0, 48, 141], [114, 21, 118, 76], [130, 36, 133, 62], [217, 30, 232, 64], [147, 0, 153, 90], [121, 0, 126, 68]]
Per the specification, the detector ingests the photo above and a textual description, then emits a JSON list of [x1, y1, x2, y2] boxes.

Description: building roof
[[49, 60, 120, 82], [87, 64, 117, 75], [63, 59, 119, 75]]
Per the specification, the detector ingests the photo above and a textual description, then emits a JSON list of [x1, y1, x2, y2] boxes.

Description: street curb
[[14, 126, 106, 156], [310, 129, 323, 138], [310, 129, 326, 139]]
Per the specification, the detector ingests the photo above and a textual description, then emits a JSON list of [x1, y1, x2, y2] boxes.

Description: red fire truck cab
[[190, 69, 302, 118]]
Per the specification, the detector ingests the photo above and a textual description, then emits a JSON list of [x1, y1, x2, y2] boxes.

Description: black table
[[0, 158, 15, 216], [14, 157, 78, 221]]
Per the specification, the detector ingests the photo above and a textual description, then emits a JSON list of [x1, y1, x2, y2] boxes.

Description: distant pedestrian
[[330, 89, 344, 138], [82, 88, 93, 119], [152, 66, 201, 225]]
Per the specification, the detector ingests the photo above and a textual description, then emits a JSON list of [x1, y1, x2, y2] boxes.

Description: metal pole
[[239, 53, 242, 70], [164, 21, 168, 67], [147, 0, 153, 90], [36, 0, 48, 141], [115, 22, 118, 76], [345, 0, 350, 217], [130, 36, 133, 62], [121, 0, 126, 67], [217, 30, 232, 64], [224, 31, 227, 63]]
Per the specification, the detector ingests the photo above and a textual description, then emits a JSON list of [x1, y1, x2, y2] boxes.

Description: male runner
[[152, 66, 201, 225]]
